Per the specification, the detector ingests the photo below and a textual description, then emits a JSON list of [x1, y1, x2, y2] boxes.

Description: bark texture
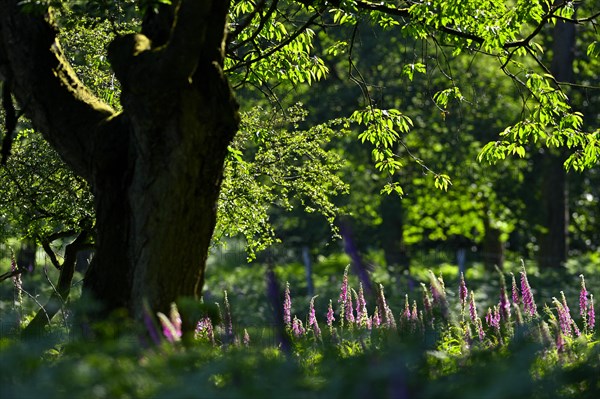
[[0, 0, 239, 322]]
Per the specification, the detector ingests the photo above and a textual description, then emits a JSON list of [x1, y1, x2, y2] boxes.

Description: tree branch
[[22, 230, 91, 338], [228, 0, 270, 48], [225, 11, 322, 72], [0, 1, 118, 182]]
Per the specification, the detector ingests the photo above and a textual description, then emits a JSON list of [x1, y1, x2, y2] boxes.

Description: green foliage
[[0, 130, 93, 242], [215, 104, 349, 257], [227, 2, 330, 87], [351, 107, 413, 194]]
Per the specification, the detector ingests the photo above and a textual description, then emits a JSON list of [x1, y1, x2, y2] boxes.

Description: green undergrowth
[[0, 254, 599, 398]]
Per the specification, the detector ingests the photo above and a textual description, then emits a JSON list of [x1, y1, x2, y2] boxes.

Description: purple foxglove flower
[[428, 270, 450, 320], [411, 301, 418, 321], [372, 306, 381, 328], [243, 329, 251, 346], [355, 283, 369, 327], [463, 322, 472, 347], [429, 270, 443, 305], [223, 291, 234, 339], [284, 281, 292, 326], [477, 317, 485, 341], [459, 272, 468, 310], [326, 299, 335, 328], [345, 289, 355, 325], [561, 291, 581, 337], [493, 305, 501, 330], [308, 296, 322, 338], [386, 306, 397, 330], [469, 291, 478, 324], [354, 288, 362, 322], [402, 294, 411, 321], [588, 294, 595, 331], [170, 302, 182, 338], [438, 273, 446, 293], [338, 266, 350, 326], [421, 283, 432, 315], [292, 316, 305, 338], [560, 291, 571, 317], [485, 307, 493, 327], [196, 316, 215, 345], [573, 322, 581, 337], [520, 269, 537, 317], [511, 273, 519, 305], [499, 285, 511, 321], [157, 302, 183, 343], [157, 312, 180, 343], [579, 275, 588, 319], [377, 284, 396, 329], [553, 297, 572, 337]]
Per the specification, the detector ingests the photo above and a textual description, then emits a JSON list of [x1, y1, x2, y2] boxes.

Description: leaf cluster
[[216, 104, 349, 258]]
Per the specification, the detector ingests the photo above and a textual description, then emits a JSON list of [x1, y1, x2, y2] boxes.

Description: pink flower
[[499, 285, 511, 321], [477, 317, 485, 341], [579, 275, 588, 319], [411, 300, 419, 321], [511, 273, 519, 305], [402, 294, 411, 321], [520, 268, 537, 317], [326, 299, 335, 329], [338, 266, 354, 326], [588, 294, 595, 331], [469, 291, 478, 324], [553, 294, 574, 337], [355, 283, 370, 328], [308, 296, 322, 338], [243, 329, 251, 346], [561, 291, 580, 337], [463, 322, 472, 347], [283, 281, 292, 326], [485, 306, 500, 332], [223, 291, 234, 342], [157, 303, 182, 343], [372, 306, 381, 328], [195, 316, 215, 345], [292, 316, 305, 337], [345, 290, 355, 325], [376, 284, 396, 329], [429, 270, 444, 305], [421, 283, 432, 315], [459, 272, 468, 309]]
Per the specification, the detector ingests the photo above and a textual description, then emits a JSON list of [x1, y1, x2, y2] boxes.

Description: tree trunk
[[537, 14, 574, 269], [0, 0, 240, 325], [379, 193, 410, 275], [537, 153, 568, 269]]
